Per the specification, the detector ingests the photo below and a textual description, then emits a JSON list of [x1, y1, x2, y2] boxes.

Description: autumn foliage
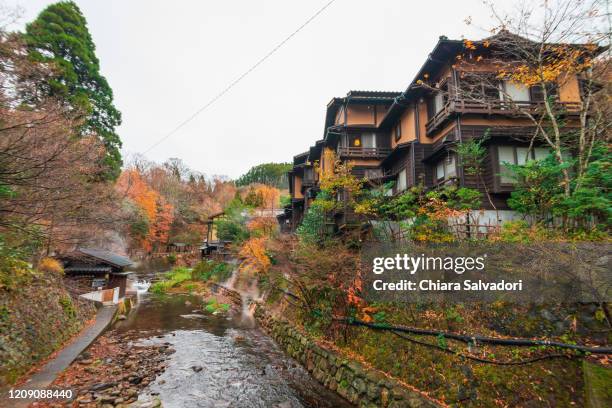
[[117, 159, 237, 255], [238, 237, 271, 276], [117, 170, 174, 252]]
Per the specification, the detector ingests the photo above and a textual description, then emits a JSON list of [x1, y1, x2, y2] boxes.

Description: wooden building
[[167, 242, 193, 253], [59, 248, 133, 299], [201, 212, 231, 258], [284, 31, 603, 232]]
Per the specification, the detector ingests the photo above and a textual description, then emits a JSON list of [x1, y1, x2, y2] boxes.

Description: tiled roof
[[77, 248, 133, 268], [65, 266, 112, 273], [346, 90, 401, 99]]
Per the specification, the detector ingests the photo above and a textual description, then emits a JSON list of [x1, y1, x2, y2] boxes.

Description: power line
[[143, 0, 338, 154]]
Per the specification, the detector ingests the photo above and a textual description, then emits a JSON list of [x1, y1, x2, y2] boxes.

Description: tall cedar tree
[[24, 1, 122, 180]]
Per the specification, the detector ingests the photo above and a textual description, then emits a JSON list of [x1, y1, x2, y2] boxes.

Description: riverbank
[[0, 273, 96, 387], [255, 236, 612, 407], [29, 331, 171, 408], [254, 304, 443, 408], [23, 289, 354, 408]]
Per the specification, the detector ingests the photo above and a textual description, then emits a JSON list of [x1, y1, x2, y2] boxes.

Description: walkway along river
[[113, 290, 354, 408]]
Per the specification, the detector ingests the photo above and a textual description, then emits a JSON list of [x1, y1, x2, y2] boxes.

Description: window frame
[[427, 79, 450, 120], [433, 153, 457, 185], [396, 167, 408, 193], [360, 132, 377, 149], [395, 121, 402, 142], [496, 145, 551, 186]]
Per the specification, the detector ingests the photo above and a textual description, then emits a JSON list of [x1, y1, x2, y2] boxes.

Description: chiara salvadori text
[[372, 279, 523, 292]]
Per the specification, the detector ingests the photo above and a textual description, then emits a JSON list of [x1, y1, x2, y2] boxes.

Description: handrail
[[425, 98, 583, 135], [338, 146, 392, 158]]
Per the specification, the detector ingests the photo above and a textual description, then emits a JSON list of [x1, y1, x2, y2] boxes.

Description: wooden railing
[[338, 146, 392, 159], [302, 176, 316, 187], [425, 98, 583, 135]]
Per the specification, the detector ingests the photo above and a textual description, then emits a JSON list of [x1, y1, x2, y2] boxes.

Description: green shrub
[[203, 298, 230, 313], [150, 280, 173, 294], [166, 254, 177, 264], [191, 260, 232, 283], [216, 219, 249, 242], [0, 234, 36, 291], [297, 192, 335, 245], [58, 295, 76, 318], [150, 266, 192, 293]]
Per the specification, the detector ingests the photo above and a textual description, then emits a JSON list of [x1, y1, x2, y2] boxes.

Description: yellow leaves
[[463, 39, 477, 50], [254, 184, 281, 209], [318, 151, 363, 199], [238, 237, 270, 275], [483, 40, 490, 48], [38, 257, 63, 275], [354, 198, 377, 216], [247, 216, 277, 237], [502, 46, 594, 87]]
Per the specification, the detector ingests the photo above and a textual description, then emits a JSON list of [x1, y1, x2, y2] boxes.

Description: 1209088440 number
[[8, 389, 73, 399]]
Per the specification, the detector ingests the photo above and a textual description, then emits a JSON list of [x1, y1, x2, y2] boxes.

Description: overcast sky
[[11, 0, 518, 178]]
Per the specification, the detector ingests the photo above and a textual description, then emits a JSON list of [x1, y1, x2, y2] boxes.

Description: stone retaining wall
[[254, 304, 442, 408]]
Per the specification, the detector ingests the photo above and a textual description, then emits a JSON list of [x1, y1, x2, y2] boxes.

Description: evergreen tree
[[24, 1, 122, 180], [235, 163, 291, 188]]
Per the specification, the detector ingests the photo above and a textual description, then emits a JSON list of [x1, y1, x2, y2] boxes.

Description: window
[[92, 278, 106, 289], [304, 167, 314, 183], [395, 121, 402, 141], [503, 81, 530, 102], [427, 81, 449, 119], [460, 73, 501, 102], [361, 132, 376, 149], [498, 146, 551, 184], [397, 168, 407, 192], [364, 168, 383, 179], [434, 154, 456, 183], [530, 83, 559, 102]]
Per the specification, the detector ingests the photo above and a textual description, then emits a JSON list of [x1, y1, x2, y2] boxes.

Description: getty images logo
[[372, 254, 487, 275]]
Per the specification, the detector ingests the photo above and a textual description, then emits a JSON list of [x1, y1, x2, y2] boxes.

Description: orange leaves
[[244, 184, 281, 209], [117, 169, 174, 251], [463, 39, 477, 50], [154, 201, 174, 244], [247, 216, 277, 237], [347, 275, 380, 323], [255, 184, 280, 209], [500, 46, 594, 87], [238, 237, 271, 275], [38, 257, 63, 275]]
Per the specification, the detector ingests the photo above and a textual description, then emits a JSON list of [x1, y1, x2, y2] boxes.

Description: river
[[114, 291, 353, 408]]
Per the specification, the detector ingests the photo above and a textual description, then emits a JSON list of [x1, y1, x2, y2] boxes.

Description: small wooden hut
[[59, 248, 133, 299], [201, 212, 231, 258]]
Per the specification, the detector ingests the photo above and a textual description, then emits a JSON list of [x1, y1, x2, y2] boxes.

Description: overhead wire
[[142, 0, 338, 154]]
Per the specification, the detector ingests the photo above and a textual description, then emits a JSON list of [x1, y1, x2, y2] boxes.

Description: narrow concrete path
[[1, 305, 117, 408]]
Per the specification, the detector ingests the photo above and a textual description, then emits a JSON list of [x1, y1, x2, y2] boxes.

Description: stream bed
[[114, 293, 353, 408]]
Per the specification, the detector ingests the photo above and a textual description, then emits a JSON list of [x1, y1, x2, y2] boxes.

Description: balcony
[[302, 176, 316, 188], [425, 99, 583, 136], [337, 146, 391, 159]]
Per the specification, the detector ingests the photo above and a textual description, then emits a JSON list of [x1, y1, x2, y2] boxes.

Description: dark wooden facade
[[283, 31, 595, 231], [59, 248, 132, 298]]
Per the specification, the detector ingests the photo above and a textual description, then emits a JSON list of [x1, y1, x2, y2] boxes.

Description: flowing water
[[114, 292, 353, 408]]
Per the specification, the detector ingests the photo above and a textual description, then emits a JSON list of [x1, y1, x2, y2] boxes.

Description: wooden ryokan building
[[280, 31, 595, 232]]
